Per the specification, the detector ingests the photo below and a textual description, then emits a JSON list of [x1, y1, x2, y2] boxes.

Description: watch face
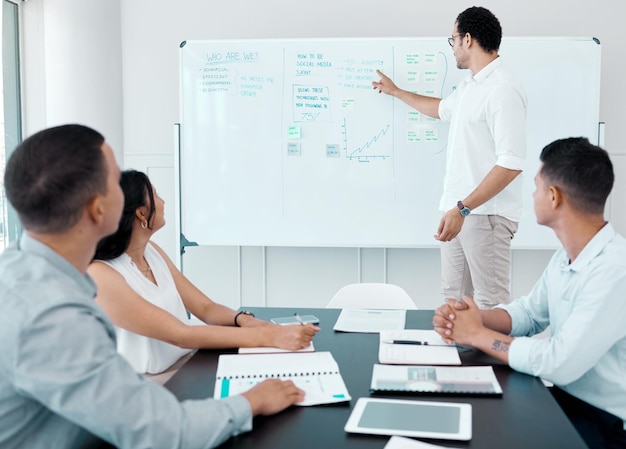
[[460, 207, 471, 216]]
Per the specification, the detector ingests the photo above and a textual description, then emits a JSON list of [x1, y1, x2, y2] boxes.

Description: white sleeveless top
[[101, 243, 193, 374]]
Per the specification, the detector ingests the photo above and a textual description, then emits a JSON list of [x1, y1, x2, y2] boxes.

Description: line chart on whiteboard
[[342, 118, 392, 162]]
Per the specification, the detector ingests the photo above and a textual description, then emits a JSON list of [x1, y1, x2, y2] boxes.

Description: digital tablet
[[344, 397, 472, 441], [270, 315, 320, 325]]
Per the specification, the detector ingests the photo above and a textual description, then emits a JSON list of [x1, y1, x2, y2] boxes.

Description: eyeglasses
[[448, 33, 463, 47]]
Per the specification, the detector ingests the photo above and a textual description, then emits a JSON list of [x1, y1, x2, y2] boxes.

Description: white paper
[[384, 435, 462, 449], [378, 330, 461, 365], [333, 308, 406, 333], [238, 342, 314, 354]]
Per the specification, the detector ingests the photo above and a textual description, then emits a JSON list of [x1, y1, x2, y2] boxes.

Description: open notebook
[[214, 351, 351, 406]]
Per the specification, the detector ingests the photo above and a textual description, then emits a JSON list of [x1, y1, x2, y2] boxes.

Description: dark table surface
[[164, 307, 588, 449]]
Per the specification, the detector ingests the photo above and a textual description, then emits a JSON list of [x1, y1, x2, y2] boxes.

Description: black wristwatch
[[234, 310, 255, 327], [457, 200, 471, 217]]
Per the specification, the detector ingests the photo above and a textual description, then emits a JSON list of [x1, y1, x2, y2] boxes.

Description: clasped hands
[[433, 296, 484, 346]]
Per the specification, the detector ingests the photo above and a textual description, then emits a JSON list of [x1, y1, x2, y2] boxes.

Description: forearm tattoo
[[491, 339, 511, 353]]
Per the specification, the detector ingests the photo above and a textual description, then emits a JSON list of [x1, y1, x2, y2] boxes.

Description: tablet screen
[[344, 398, 472, 441], [358, 401, 460, 433]]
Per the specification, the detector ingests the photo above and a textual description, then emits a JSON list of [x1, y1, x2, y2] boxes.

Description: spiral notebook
[[370, 364, 502, 396], [214, 351, 351, 406], [238, 342, 315, 354]]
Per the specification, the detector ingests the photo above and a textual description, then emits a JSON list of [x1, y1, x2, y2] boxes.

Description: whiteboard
[[179, 37, 600, 248]]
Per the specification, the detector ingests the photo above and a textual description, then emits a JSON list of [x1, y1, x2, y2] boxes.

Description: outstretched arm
[[151, 242, 259, 327], [372, 69, 441, 119], [89, 258, 318, 351]]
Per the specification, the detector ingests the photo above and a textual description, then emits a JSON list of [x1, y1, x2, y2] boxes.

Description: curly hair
[[456, 6, 502, 53]]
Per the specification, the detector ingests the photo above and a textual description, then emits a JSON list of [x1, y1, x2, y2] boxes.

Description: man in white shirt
[[433, 137, 626, 449], [373, 6, 527, 308]]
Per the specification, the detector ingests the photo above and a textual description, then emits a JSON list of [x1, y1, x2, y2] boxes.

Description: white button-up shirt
[[438, 57, 527, 220]]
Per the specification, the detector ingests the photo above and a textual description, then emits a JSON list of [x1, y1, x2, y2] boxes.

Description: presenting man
[[373, 6, 527, 308], [433, 137, 626, 449], [0, 124, 305, 448]]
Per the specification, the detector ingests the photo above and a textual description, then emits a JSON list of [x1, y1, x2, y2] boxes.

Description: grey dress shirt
[[0, 234, 252, 449]]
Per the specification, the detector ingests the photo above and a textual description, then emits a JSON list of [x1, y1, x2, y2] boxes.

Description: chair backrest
[[326, 283, 417, 310]]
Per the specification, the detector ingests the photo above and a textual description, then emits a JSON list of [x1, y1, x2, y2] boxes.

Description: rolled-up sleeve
[[495, 154, 524, 171], [489, 84, 527, 171], [438, 88, 458, 122], [507, 337, 539, 376]]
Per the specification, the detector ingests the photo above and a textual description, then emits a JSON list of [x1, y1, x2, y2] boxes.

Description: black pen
[[383, 340, 429, 345], [383, 340, 457, 347]]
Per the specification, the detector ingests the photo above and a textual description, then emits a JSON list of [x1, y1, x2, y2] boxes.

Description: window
[[1, 0, 22, 252]]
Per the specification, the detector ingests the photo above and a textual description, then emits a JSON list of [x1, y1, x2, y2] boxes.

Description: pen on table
[[294, 313, 305, 325], [383, 340, 429, 345], [382, 340, 457, 346]]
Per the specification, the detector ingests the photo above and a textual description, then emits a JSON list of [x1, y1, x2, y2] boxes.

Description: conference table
[[164, 307, 588, 449]]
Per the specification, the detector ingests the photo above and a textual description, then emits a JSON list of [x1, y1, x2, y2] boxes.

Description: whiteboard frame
[[177, 36, 601, 250]]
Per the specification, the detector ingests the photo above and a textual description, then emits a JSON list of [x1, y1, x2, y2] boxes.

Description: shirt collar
[[473, 56, 502, 83], [561, 222, 616, 272], [18, 233, 98, 297]]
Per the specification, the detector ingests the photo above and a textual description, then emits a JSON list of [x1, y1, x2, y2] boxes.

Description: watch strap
[[234, 310, 255, 327], [457, 200, 471, 216]]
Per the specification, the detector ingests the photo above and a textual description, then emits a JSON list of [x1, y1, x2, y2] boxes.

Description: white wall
[[21, 0, 123, 158], [21, 0, 625, 311]]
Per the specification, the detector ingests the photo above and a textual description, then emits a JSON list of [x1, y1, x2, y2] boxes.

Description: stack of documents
[[378, 330, 461, 365], [370, 364, 502, 396]]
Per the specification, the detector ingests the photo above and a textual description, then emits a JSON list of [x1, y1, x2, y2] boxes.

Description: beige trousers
[[440, 215, 518, 309]]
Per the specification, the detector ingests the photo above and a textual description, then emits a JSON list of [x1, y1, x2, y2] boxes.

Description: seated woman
[[88, 170, 318, 374]]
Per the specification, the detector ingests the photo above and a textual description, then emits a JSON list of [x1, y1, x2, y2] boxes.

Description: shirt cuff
[[496, 154, 524, 171], [223, 395, 253, 435], [182, 394, 253, 448], [438, 99, 451, 122], [508, 337, 535, 376], [495, 302, 528, 337]]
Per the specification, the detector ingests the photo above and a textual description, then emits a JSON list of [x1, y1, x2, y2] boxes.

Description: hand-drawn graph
[[342, 118, 391, 162]]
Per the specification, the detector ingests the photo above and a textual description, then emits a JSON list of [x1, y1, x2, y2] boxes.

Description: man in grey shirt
[[0, 124, 304, 449]]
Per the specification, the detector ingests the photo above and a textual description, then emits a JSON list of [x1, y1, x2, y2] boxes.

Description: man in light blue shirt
[[0, 124, 305, 449], [434, 137, 626, 449]]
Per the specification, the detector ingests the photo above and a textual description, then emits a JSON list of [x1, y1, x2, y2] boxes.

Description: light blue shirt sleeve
[[496, 258, 553, 338], [501, 247, 626, 387], [12, 303, 252, 449]]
